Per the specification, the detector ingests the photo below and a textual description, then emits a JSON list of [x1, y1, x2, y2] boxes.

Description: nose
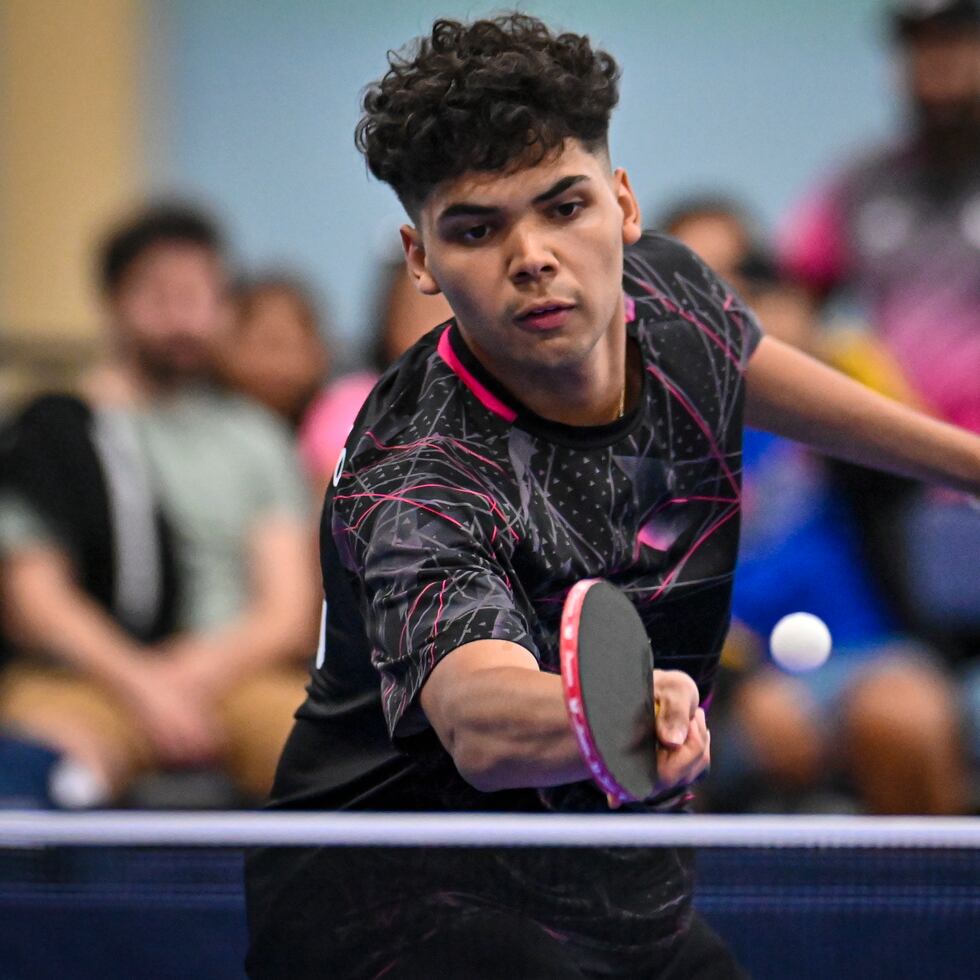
[[164, 286, 215, 338], [507, 223, 558, 285]]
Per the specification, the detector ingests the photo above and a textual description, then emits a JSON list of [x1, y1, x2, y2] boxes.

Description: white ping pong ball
[[769, 613, 832, 673]]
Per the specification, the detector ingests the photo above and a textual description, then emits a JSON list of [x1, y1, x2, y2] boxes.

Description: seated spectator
[[660, 198, 971, 814], [0, 204, 319, 807], [298, 255, 452, 493], [777, 0, 980, 660], [779, 0, 980, 435], [218, 274, 331, 429]]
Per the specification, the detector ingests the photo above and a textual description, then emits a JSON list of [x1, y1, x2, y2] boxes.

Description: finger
[[657, 747, 705, 789], [155, 715, 213, 765], [687, 707, 707, 747], [657, 722, 711, 789], [153, 731, 188, 766], [691, 729, 711, 783], [682, 731, 712, 787], [653, 669, 699, 708], [655, 680, 698, 748], [181, 720, 219, 762]]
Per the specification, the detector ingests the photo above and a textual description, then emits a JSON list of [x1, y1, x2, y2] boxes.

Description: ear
[[613, 168, 643, 247], [399, 225, 442, 295]]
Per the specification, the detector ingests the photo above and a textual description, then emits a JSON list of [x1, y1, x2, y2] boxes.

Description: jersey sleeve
[[624, 231, 764, 370], [330, 450, 535, 738]]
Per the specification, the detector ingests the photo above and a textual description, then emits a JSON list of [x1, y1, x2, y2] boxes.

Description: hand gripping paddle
[[560, 579, 658, 804]]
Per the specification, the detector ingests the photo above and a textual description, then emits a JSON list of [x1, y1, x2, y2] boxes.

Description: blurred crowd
[[0, 0, 978, 814]]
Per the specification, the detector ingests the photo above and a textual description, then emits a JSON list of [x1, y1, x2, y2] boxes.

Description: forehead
[[121, 242, 223, 289], [421, 141, 611, 219]]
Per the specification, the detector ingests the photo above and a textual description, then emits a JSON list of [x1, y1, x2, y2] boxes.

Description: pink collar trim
[[436, 326, 518, 423]]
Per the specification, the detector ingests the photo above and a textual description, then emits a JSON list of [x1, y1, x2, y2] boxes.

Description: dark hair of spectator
[[655, 194, 781, 290], [890, 0, 980, 41], [99, 204, 225, 295], [232, 273, 323, 338], [655, 194, 753, 238], [355, 13, 621, 214]]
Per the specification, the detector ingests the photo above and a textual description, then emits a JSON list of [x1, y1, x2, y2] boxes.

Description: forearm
[[200, 600, 314, 675], [425, 662, 589, 791], [745, 336, 980, 494], [1, 548, 144, 691]]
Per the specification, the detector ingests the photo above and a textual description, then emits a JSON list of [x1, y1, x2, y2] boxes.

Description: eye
[[460, 223, 492, 243], [553, 200, 584, 219]]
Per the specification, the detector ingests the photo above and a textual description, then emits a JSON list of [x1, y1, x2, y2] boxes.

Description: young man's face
[[108, 242, 230, 384], [402, 139, 642, 384]]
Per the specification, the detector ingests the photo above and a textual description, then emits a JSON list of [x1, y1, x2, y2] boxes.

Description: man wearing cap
[[780, 0, 980, 435], [777, 0, 980, 813]]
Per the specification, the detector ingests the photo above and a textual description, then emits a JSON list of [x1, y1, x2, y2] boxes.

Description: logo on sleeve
[[332, 447, 347, 487], [314, 601, 328, 669]]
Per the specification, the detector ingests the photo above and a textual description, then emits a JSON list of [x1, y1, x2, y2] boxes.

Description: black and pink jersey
[[272, 231, 761, 815], [248, 233, 761, 979]]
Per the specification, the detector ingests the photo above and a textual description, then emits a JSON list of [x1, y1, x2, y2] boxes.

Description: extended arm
[[744, 335, 980, 494], [420, 640, 708, 794]]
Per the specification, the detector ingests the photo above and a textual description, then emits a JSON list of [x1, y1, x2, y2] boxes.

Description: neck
[[101, 352, 199, 406], [466, 297, 633, 427]]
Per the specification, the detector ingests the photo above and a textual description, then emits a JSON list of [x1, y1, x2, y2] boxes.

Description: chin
[[140, 351, 211, 385], [526, 335, 597, 372]]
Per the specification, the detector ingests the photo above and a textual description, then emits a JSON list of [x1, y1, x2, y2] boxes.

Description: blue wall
[[147, 0, 899, 354]]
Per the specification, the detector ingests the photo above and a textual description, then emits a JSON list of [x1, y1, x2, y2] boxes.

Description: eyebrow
[[532, 174, 589, 204], [436, 175, 591, 224]]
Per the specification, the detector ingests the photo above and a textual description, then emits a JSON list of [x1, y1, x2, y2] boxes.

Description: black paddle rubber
[[560, 579, 657, 803]]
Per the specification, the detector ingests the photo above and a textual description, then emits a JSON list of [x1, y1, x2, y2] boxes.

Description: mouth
[[515, 301, 576, 331]]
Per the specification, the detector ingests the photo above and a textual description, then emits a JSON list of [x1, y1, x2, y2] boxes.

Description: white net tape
[[1, 811, 979, 849]]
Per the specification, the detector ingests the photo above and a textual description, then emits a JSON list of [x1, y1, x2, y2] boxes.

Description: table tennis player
[[246, 14, 980, 978]]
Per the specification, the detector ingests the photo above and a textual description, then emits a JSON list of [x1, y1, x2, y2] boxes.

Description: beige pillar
[[0, 0, 143, 343]]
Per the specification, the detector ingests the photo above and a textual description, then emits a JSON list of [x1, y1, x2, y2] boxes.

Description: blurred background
[[1, 4, 979, 976], [1, 0, 978, 820], [0, 0, 894, 370]]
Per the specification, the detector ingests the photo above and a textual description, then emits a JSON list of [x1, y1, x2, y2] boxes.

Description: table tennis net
[[1, 812, 978, 979]]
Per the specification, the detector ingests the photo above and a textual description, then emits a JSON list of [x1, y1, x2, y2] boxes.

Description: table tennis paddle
[[559, 578, 658, 804]]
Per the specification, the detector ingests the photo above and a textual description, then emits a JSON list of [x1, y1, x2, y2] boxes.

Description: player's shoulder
[[624, 231, 763, 368], [624, 229, 700, 275], [339, 322, 465, 476], [624, 230, 729, 313]]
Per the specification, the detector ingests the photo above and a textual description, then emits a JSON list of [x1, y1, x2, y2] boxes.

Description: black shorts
[[245, 844, 747, 979]]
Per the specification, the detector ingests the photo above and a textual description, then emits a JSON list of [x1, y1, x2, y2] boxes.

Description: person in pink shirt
[[780, 0, 980, 434], [780, 0, 980, 662], [298, 260, 451, 494]]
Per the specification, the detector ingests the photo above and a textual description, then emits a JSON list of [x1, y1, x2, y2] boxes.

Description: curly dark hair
[[355, 14, 620, 213]]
